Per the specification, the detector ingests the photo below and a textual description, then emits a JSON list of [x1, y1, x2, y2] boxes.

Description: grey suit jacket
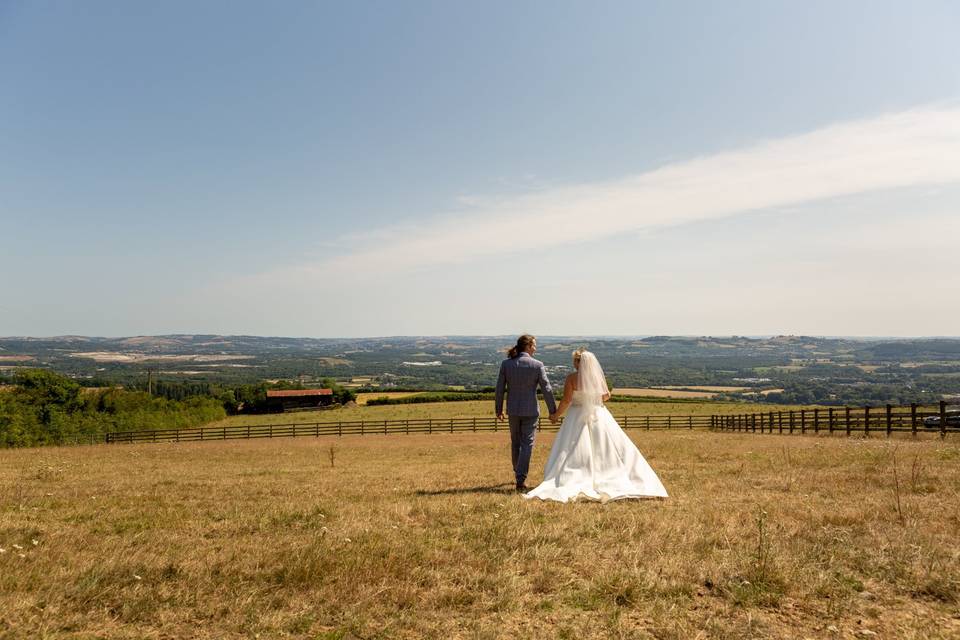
[[495, 352, 557, 417]]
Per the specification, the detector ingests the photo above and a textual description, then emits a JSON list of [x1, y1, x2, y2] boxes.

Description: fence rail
[[105, 413, 714, 444], [709, 401, 959, 438]]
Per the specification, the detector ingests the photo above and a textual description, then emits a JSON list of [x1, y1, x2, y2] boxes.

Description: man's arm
[[495, 361, 507, 418], [538, 362, 557, 416]]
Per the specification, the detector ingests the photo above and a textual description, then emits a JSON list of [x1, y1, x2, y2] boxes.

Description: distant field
[[652, 385, 753, 392], [316, 357, 352, 367], [1, 430, 957, 638], [354, 392, 424, 405], [755, 365, 805, 373], [67, 352, 255, 364], [614, 388, 720, 399]]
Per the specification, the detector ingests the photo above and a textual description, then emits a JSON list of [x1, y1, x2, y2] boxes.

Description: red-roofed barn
[[266, 388, 334, 412]]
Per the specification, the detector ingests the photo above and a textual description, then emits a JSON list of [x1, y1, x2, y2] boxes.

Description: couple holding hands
[[495, 334, 668, 502]]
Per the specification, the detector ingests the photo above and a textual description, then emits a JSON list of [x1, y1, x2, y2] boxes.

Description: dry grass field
[[2, 424, 959, 639]]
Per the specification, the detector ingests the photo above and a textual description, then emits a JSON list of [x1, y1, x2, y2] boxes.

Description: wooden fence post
[[778, 411, 783, 434], [813, 408, 819, 434], [789, 411, 795, 434], [910, 403, 917, 437], [941, 400, 948, 439], [886, 404, 893, 437], [845, 407, 851, 437], [689, 415, 693, 430], [864, 406, 870, 437], [800, 410, 806, 435], [828, 407, 834, 435]]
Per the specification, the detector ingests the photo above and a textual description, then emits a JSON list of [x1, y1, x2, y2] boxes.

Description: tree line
[[0, 370, 358, 447]]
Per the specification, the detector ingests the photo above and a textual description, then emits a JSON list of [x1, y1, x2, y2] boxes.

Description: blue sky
[[2, 1, 959, 337]]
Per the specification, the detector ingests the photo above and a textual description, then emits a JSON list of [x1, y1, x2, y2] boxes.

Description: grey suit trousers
[[509, 415, 538, 485]]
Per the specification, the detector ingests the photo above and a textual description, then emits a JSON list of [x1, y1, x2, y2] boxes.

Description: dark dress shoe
[[516, 483, 529, 492]]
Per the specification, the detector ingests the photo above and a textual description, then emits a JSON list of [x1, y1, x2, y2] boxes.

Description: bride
[[524, 349, 668, 503]]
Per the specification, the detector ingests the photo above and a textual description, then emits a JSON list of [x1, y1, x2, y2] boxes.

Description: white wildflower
[[133, 574, 142, 581], [12, 544, 23, 550], [18, 553, 26, 559], [0, 548, 6, 554], [344, 537, 352, 543], [31, 540, 38, 546]]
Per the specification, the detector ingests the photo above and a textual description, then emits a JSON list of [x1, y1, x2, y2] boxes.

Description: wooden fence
[[709, 401, 959, 438], [105, 413, 714, 444], [102, 401, 958, 445]]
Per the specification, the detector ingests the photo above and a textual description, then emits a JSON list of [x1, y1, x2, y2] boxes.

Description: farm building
[[266, 389, 334, 412]]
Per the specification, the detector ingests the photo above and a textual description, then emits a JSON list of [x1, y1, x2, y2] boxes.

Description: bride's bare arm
[[554, 374, 577, 418]]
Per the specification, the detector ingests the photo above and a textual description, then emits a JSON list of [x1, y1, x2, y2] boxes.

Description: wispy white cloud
[[253, 104, 960, 284]]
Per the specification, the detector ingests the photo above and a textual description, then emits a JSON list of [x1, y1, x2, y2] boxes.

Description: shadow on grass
[[415, 483, 516, 496]]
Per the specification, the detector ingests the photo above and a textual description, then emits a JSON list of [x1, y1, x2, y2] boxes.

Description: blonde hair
[[572, 347, 587, 367]]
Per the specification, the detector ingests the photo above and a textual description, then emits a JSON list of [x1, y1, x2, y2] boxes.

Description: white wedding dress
[[524, 388, 669, 503]]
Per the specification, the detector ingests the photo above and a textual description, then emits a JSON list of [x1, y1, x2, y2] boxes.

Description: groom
[[495, 334, 557, 491]]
